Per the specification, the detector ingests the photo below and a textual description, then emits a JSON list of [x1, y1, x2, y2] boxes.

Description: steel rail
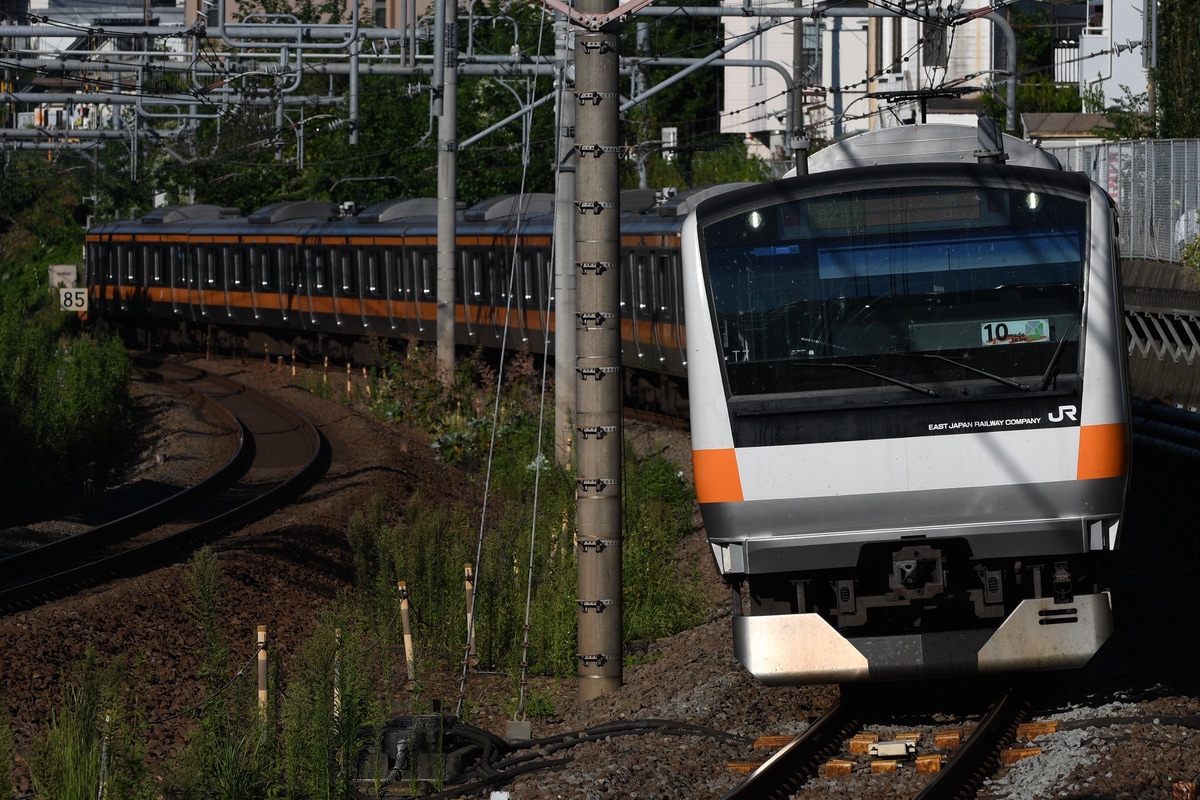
[[719, 692, 865, 800], [913, 686, 1030, 800], [0, 360, 328, 613]]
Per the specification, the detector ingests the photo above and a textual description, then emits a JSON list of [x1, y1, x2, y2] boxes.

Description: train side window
[[313, 252, 327, 292], [395, 251, 408, 297], [636, 254, 650, 310], [366, 252, 380, 295], [124, 246, 137, 282], [656, 253, 672, 316], [279, 248, 292, 290], [522, 253, 535, 301], [204, 249, 218, 286], [151, 247, 164, 284], [340, 252, 354, 293], [489, 250, 502, 301], [421, 251, 434, 297], [470, 251, 483, 299], [232, 250, 245, 287]]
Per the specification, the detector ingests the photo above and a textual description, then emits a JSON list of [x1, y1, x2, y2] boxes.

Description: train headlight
[[1024, 192, 1042, 212], [746, 210, 765, 231]]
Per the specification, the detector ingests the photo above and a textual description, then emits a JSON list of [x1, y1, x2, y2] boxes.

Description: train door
[[168, 243, 183, 317], [276, 245, 291, 324], [325, 243, 348, 330], [222, 245, 237, 320], [521, 249, 543, 343], [361, 247, 380, 332], [247, 246, 262, 322], [300, 243, 317, 329], [420, 250, 434, 338], [147, 242, 166, 317], [661, 249, 686, 368], [648, 248, 669, 365], [462, 248, 478, 342], [116, 241, 135, 312], [626, 250, 646, 362], [378, 246, 400, 334]]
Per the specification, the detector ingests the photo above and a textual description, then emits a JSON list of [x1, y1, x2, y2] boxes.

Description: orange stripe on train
[[1077, 423, 1129, 480], [692, 448, 744, 504]]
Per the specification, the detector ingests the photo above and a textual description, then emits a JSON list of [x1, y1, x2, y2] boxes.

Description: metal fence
[[1048, 139, 1200, 265]]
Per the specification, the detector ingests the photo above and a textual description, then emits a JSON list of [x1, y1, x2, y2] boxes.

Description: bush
[[0, 305, 131, 524], [28, 651, 152, 800]]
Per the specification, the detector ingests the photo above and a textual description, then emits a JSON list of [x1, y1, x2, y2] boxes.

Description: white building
[[1078, 0, 1151, 109], [720, 0, 1151, 162]]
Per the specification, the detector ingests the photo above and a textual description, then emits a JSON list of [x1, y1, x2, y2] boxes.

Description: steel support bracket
[[576, 599, 616, 613], [577, 261, 613, 275], [577, 477, 618, 492], [577, 425, 618, 440]]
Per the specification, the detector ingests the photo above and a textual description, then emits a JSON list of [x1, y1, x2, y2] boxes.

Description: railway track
[[721, 682, 1031, 800], [0, 358, 329, 613]]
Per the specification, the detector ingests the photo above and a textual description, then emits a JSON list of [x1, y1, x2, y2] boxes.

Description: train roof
[[800, 122, 1062, 173], [140, 205, 242, 224]]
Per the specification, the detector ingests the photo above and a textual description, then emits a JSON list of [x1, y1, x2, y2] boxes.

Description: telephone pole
[[571, 0, 623, 702]]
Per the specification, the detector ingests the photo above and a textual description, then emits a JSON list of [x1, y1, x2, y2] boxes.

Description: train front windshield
[[699, 182, 1087, 398]]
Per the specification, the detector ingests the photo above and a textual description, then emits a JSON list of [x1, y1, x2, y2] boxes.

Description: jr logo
[[1049, 404, 1078, 423]]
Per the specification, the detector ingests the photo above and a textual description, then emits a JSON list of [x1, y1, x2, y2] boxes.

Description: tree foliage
[[0, 305, 132, 526], [982, 6, 1082, 135], [1155, 0, 1200, 137]]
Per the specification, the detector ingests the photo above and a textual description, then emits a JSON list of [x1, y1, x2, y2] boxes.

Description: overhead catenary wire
[[454, 1, 553, 721]]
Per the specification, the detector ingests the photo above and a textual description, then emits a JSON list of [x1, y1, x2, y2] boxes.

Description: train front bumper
[[733, 592, 1113, 684]]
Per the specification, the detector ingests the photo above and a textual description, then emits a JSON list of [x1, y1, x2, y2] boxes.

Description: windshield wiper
[[915, 354, 1030, 392], [1037, 323, 1076, 391], [826, 362, 940, 398]]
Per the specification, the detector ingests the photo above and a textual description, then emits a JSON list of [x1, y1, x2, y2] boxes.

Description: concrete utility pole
[[572, 0, 623, 701], [553, 12, 577, 468], [435, 0, 459, 381]]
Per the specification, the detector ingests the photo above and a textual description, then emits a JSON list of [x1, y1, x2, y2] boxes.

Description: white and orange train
[[87, 119, 1131, 683], [85, 189, 723, 419], [683, 122, 1131, 682]]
